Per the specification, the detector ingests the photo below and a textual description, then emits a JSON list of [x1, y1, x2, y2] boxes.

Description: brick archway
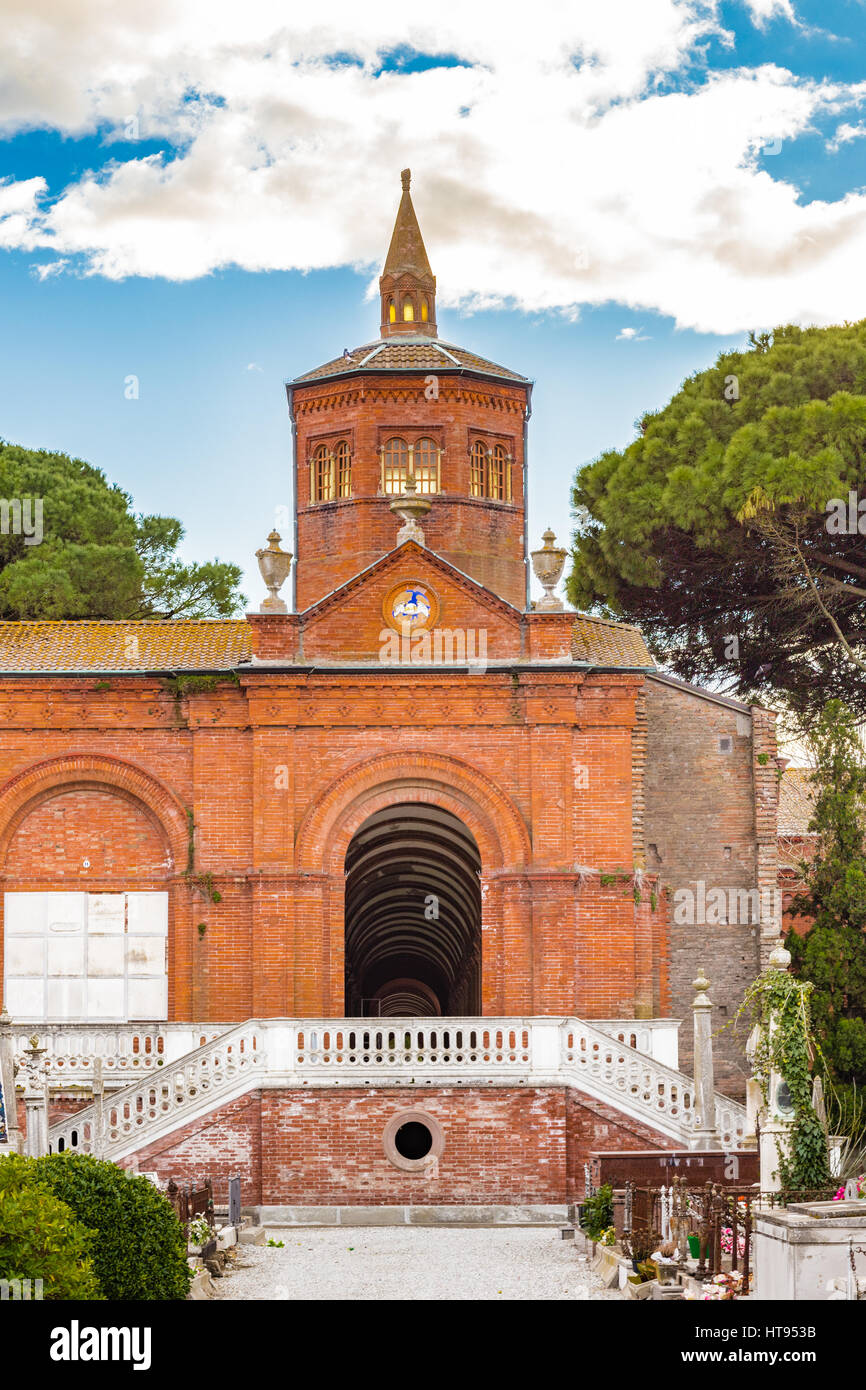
[[293, 752, 530, 1017], [295, 751, 530, 875], [0, 755, 189, 872]]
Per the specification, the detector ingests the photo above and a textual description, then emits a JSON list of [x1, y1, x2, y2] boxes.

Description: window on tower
[[470, 440, 486, 497], [334, 440, 352, 498], [489, 444, 507, 500], [383, 437, 409, 494], [421, 298, 428, 322], [311, 442, 351, 502], [388, 300, 396, 323], [469, 439, 513, 501], [413, 438, 439, 494], [403, 300, 415, 322]]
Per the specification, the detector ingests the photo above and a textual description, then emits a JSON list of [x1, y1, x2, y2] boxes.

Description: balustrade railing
[[43, 1015, 746, 1161], [13, 1024, 229, 1086]]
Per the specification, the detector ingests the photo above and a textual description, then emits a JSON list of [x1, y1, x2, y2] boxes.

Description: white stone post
[[22, 1036, 49, 1158], [92, 1057, 105, 1159], [0, 1004, 21, 1153], [757, 941, 796, 1193], [690, 967, 719, 1151]]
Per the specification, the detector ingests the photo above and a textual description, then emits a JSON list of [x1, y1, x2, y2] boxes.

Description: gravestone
[[229, 1175, 241, 1226]]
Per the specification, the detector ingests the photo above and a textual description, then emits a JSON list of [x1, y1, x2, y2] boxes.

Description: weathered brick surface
[[114, 1084, 675, 1205], [643, 677, 767, 1096], [292, 372, 529, 610], [0, 668, 668, 1021]]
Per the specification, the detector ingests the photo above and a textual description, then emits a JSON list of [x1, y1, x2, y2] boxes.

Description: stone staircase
[[47, 1016, 747, 1161]]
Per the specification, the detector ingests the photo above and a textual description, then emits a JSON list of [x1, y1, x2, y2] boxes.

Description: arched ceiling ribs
[[344, 802, 482, 1018]]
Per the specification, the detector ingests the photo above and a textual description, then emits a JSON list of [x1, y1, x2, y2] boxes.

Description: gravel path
[[216, 1227, 621, 1301]]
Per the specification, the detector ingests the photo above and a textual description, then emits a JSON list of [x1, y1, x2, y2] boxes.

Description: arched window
[[382, 437, 409, 494], [402, 299, 415, 322], [414, 438, 438, 494], [311, 444, 335, 502], [470, 440, 486, 498], [420, 298, 428, 322], [489, 444, 507, 501], [388, 300, 396, 323], [334, 440, 352, 498]]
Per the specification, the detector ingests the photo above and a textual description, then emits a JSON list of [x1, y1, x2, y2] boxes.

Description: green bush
[[0, 1153, 102, 1300], [579, 1183, 614, 1241], [33, 1153, 192, 1301]]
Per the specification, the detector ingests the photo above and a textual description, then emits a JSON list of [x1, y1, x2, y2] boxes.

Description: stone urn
[[530, 528, 567, 611], [255, 530, 292, 613], [390, 473, 431, 545]]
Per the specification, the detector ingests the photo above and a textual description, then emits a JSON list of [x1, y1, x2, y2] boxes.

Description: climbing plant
[[787, 699, 866, 1110], [736, 966, 832, 1192]]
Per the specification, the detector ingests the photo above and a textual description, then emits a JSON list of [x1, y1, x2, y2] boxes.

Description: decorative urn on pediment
[[256, 531, 293, 613], [389, 473, 431, 545], [530, 528, 567, 611]]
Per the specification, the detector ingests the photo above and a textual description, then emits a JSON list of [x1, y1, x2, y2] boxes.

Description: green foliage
[[579, 1183, 614, 1240], [567, 321, 866, 720], [736, 967, 832, 1191], [787, 700, 866, 1099], [0, 439, 244, 619], [0, 1153, 102, 1300], [32, 1153, 192, 1301]]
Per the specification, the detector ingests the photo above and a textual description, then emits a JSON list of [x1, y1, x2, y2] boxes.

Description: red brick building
[[0, 173, 777, 1211]]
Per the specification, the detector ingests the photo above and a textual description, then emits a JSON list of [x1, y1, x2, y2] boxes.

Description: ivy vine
[[736, 966, 831, 1192]]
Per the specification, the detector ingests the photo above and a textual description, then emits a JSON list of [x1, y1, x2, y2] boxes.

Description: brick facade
[[0, 173, 777, 1191], [119, 1085, 675, 1205], [643, 675, 779, 1096]]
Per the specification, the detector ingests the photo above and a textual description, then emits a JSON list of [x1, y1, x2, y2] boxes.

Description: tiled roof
[[0, 621, 253, 673], [778, 766, 817, 836], [0, 613, 654, 673], [293, 338, 530, 385], [571, 614, 655, 668]]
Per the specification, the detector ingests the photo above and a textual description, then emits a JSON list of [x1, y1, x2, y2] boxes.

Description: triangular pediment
[[298, 541, 525, 664]]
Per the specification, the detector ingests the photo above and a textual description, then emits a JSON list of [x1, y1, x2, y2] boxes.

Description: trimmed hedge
[[0, 1153, 103, 1300], [33, 1153, 192, 1301]]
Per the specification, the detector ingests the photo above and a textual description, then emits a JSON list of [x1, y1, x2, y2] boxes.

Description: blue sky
[[1, 0, 865, 607]]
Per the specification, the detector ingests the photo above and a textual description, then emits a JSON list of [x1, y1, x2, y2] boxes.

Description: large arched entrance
[[344, 802, 482, 1017]]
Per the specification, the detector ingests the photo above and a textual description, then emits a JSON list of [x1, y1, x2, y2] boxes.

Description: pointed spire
[[379, 169, 437, 339]]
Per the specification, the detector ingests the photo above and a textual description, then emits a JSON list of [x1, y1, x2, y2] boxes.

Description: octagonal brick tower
[[287, 170, 533, 611]]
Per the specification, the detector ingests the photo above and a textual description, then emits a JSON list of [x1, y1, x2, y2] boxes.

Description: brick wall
[[118, 1084, 675, 1205], [0, 668, 661, 1021], [643, 676, 763, 1097], [292, 371, 529, 609]]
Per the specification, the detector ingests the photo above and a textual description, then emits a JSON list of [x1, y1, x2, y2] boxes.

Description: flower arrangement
[[833, 1174, 865, 1200], [188, 1214, 214, 1247], [720, 1225, 747, 1258], [598, 1226, 617, 1247], [684, 1271, 748, 1301]]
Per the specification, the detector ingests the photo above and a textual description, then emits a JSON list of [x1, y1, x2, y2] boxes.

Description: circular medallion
[[383, 581, 439, 634]]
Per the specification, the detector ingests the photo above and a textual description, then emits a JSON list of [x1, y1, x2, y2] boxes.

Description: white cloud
[[616, 326, 651, 341], [2, 1, 866, 333], [827, 122, 866, 153], [742, 0, 797, 27]]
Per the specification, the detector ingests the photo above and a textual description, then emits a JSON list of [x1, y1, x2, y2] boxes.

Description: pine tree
[[788, 699, 866, 1099]]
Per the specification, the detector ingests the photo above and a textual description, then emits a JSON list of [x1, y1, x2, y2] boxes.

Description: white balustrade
[[43, 1015, 746, 1161], [595, 1018, 681, 1070], [12, 1024, 229, 1087]]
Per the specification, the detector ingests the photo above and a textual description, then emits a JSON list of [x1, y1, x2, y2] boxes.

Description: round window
[[382, 1110, 444, 1172]]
